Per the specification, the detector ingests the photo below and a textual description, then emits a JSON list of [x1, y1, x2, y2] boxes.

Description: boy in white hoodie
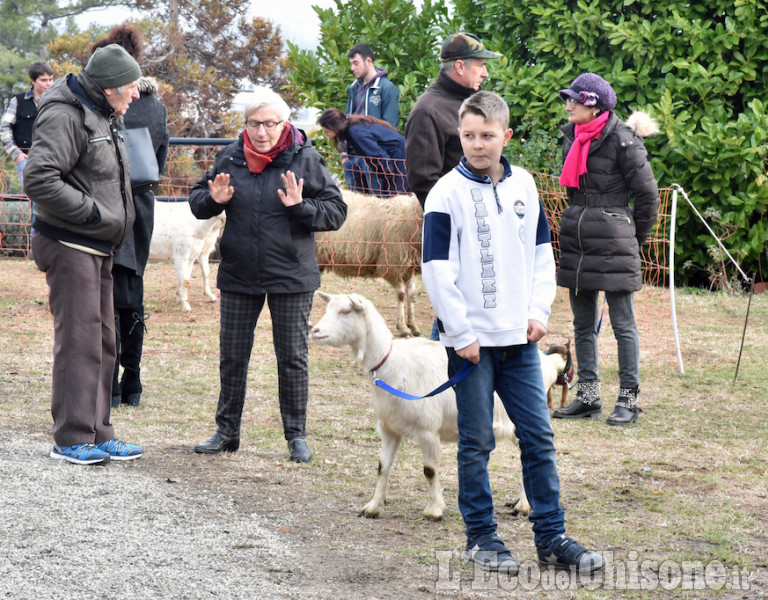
[[422, 91, 605, 576]]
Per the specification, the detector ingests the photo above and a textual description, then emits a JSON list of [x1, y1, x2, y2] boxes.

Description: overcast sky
[[76, 0, 338, 50]]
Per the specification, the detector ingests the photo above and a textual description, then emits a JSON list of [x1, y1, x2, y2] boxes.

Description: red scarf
[[559, 111, 610, 189], [242, 124, 293, 174]]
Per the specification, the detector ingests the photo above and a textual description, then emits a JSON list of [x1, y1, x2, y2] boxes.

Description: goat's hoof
[[423, 513, 443, 522], [358, 509, 380, 519], [507, 499, 531, 517]]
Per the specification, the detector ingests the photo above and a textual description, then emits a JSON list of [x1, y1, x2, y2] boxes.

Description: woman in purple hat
[[552, 72, 660, 426]]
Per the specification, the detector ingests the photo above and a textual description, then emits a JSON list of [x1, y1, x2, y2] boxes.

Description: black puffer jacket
[[188, 127, 347, 294], [557, 112, 659, 293]]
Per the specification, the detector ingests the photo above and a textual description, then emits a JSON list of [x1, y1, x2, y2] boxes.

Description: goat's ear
[[349, 294, 366, 312], [315, 291, 331, 305]]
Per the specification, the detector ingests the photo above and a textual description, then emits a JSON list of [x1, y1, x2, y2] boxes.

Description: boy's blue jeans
[[447, 343, 565, 548]]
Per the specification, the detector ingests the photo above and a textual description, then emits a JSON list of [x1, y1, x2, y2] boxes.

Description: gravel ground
[[0, 431, 333, 600]]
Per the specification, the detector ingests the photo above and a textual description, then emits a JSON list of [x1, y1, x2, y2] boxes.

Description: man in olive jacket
[[24, 44, 145, 466]]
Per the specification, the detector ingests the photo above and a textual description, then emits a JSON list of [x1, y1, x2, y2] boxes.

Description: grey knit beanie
[[84, 44, 141, 89]]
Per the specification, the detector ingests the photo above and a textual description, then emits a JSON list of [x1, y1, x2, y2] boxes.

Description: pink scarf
[[559, 111, 610, 189]]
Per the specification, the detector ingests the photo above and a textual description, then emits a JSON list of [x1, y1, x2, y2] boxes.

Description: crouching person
[[24, 45, 145, 465], [189, 89, 347, 463], [421, 91, 605, 574]]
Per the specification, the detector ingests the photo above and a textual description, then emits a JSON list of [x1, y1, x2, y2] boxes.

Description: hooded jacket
[[557, 111, 659, 293], [404, 71, 476, 208], [346, 68, 400, 128], [24, 72, 135, 254], [188, 127, 347, 294]]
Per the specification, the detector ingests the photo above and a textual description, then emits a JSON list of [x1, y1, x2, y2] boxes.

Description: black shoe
[[288, 438, 312, 463], [111, 394, 122, 408], [606, 405, 639, 426], [537, 534, 606, 574], [552, 398, 602, 419], [462, 533, 520, 574], [194, 431, 240, 454]]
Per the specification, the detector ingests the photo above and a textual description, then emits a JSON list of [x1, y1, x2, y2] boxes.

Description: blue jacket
[[345, 122, 405, 162], [346, 69, 400, 128]]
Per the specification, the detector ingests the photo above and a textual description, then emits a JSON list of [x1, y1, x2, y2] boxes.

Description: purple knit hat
[[559, 73, 617, 111]]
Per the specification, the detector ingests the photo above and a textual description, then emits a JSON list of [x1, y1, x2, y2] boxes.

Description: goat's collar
[[370, 343, 393, 374]]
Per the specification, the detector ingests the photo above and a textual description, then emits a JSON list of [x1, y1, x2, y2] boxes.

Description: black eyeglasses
[[245, 120, 284, 131]]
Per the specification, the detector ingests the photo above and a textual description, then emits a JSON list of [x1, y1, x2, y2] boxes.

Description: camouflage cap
[[439, 33, 502, 62]]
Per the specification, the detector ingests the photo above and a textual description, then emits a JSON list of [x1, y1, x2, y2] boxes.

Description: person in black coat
[[551, 72, 659, 426], [318, 107, 409, 197], [92, 25, 170, 408], [189, 89, 347, 463]]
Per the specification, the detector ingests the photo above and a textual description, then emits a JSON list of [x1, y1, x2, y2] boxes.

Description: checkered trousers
[[214, 290, 314, 441]]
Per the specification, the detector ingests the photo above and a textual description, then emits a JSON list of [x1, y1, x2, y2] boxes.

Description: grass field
[[1, 257, 766, 599]]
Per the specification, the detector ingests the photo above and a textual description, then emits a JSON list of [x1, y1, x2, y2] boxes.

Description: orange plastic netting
[[1, 144, 675, 365]]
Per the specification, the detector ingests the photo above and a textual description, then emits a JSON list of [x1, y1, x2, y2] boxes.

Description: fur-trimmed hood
[[625, 110, 659, 138], [137, 76, 159, 96]]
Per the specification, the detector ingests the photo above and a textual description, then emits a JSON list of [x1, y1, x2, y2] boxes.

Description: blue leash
[[373, 359, 477, 401]]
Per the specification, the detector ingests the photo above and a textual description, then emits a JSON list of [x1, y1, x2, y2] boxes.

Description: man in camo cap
[[405, 33, 502, 209]]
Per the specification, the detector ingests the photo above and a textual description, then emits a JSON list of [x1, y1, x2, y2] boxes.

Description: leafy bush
[[287, 0, 768, 286], [453, 0, 768, 287]]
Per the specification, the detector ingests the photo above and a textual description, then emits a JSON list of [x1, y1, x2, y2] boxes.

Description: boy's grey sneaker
[[95, 439, 144, 461], [537, 534, 606, 573], [461, 533, 520, 574], [50, 443, 110, 466]]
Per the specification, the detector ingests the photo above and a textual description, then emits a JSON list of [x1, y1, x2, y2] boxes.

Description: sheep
[[149, 200, 225, 311], [310, 290, 531, 521], [315, 191, 422, 337]]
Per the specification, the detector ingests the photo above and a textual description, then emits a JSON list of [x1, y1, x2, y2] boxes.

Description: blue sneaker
[[50, 443, 110, 465], [537, 534, 606, 574], [95, 439, 144, 461]]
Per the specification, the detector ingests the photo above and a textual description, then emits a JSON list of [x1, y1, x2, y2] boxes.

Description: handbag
[[122, 127, 160, 189]]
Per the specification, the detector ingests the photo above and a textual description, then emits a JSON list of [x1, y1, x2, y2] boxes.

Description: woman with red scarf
[[189, 89, 347, 462], [552, 73, 659, 426]]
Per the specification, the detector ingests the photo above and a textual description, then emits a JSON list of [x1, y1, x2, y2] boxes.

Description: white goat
[[310, 291, 531, 521], [149, 201, 225, 311], [315, 191, 422, 337]]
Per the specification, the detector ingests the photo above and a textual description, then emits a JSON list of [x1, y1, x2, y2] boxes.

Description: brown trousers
[[32, 233, 116, 445]]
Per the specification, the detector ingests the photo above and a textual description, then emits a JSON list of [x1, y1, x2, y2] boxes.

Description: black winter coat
[[557, 112, 659, 293], [114, 77, 170, 277], [188, 128, 347, 295]]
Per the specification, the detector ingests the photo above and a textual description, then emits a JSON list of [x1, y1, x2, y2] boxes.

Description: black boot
[[552, 380, 602, 419], [111, 311, 123, 408], [606, 386, 639, 426], [120, 308, 148, 407]]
